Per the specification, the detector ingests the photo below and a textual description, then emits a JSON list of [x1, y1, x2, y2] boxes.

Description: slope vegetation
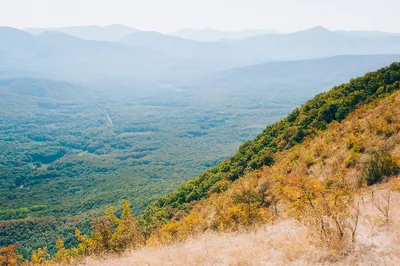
[[89, 85, 400, 266], [140, 63, 400, 233]]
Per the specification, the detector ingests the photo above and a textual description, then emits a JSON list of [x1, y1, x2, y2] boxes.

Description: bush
[[281, 176, 359, 251], [365, 150, 400, 185]]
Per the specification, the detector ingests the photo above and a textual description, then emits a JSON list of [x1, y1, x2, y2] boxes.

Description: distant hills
[[2, 25, 400, 86], [0, 27, 173, 83], [0, 77, 86, 99], [118, 31, 261, 70], [22, 24, 400, 43], [227, 26, 400, 60], [335, 30, 400, 38], [169, 28, 279, 42], [189, 54, 400, 93], [25, 24, 138, 42], [0, 27, 265, 83]]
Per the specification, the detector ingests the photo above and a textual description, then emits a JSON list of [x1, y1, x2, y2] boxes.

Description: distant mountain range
[[0, 77, 86, 99], [0, 27, 171, 83], [226, 26, 400, 60], [335, 30, 400, 38], [169, 28, 279, 42], [2, 25, 400, 86], [25, 24, 138, 42], [186, 54, 400, 95], [117, 31, 262, 70], [23, 24, 400, 43]]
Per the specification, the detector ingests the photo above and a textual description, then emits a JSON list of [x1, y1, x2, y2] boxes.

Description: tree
[[91, 216, 114, 253], [54, 237, 71, 263], [30, 247, 50, 265], [0, 245, 23, 266], [110, 200, 144, 252]]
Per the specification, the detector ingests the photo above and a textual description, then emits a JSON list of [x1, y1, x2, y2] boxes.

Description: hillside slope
[[89, 189, 400, 265], [139, 63, 400, 234], [89, 88, 400, 266]]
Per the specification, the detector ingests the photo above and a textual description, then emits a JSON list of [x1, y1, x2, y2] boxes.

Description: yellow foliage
[[66, 200, 145, 257], [54, 237, 71, 263], [148, 210, 206, 246], [278, 175, 358, 250], [390, 176, 400, 191], [30, 247, 51, 265]]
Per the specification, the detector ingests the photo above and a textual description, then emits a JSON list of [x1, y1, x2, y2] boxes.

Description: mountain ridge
[[25, 24, 138, 41]]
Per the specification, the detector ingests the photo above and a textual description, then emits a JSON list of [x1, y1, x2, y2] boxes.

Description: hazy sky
[[1, 0, 399, 33]]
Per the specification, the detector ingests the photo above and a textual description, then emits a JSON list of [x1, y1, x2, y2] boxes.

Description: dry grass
[[84, 187, 400, 266]]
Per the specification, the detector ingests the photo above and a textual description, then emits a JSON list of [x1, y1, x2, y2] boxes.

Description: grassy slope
[[141, 62, 400, 231], [155, 89, 400, 234], [89, 90, 400, 266], [88, 189, 400, 266]]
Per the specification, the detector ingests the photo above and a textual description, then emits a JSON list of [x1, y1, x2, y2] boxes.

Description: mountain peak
[[106, 24, 136, 30], [288, 25, 333, 36], [307, 26, 331, 32]]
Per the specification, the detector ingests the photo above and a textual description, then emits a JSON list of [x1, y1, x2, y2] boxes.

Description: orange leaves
[[0, 245, 23, 266]]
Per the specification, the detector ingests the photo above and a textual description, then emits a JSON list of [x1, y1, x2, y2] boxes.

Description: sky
[[0, 0, 399, 33]]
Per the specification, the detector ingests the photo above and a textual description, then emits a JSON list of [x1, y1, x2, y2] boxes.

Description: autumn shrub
[[345, 150, 361, 168], [54, 238, 72, 263], [30, 247, 51, 265], [213, 177, 270, 231], [365, 150, 400, 185], [147, 210, 206, 246], [280, 176, 359, 251]]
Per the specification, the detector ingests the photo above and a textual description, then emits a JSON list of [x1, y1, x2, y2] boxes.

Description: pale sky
[[0, 0, 399, 33]]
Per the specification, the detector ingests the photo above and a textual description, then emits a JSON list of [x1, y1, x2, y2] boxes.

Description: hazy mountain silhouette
[[228, 26, 400, 60], [2, 26, 400, 85], [0, 77, 87, 99], [25, 24, 138, 41], [0, 27, 172, 83], [170, 28, 279, 42], [118, 31, 266, 75], [335, 30, 400, 38], [185, 54, 400, 94], [118, 31, 261, 60]]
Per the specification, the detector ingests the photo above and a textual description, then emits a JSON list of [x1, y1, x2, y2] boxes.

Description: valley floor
[[85, 186, 400, 266]]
